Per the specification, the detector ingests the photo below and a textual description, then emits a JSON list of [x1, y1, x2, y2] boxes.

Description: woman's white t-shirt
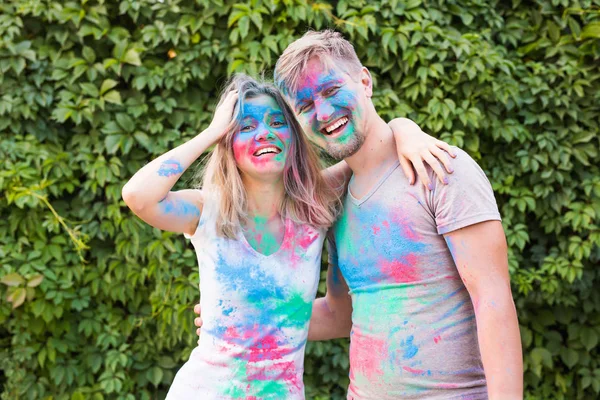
[[166, 197, 325, 400]]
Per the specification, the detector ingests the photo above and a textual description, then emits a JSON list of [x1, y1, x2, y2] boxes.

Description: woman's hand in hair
[[207, 89, 239, 142]]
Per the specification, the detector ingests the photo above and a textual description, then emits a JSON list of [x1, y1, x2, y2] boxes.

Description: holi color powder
[[157, 159, 183, 177]]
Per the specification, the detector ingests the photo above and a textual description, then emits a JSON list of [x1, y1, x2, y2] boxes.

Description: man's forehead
[[293, 68, 346, 101]]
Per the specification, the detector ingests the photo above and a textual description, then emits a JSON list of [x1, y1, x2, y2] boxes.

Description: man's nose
[[315, 99, 335, 122]]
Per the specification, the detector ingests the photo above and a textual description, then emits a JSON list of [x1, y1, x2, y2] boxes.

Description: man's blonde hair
[[198, 74, 340, 238], [274, 30, 363, 97]]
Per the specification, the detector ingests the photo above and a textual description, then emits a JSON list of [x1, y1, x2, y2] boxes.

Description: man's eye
[[324, 87, 339, 96], [299, 102, 312, 113]]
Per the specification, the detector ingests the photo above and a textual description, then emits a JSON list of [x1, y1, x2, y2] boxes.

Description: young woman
[[122, 74, 453, 399]]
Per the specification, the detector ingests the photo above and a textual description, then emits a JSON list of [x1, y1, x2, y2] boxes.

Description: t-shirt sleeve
[[431, 148, 501, 234], [326, 230, 339, 268]]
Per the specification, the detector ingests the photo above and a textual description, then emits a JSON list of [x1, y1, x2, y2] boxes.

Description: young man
[[272, 30, 523, 399]]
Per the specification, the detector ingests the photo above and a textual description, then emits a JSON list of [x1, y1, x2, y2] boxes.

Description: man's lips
[[252, 144, 282, 157], [320, 116, 349, 136]]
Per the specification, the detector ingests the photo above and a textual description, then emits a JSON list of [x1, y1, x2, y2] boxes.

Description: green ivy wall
[[1, 0, 599, 399]]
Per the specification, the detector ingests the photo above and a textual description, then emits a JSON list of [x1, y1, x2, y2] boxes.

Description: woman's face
[[232, 94, 293, 181]]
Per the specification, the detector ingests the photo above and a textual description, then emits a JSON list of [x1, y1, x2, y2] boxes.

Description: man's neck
[[344, 114, 398, 179]]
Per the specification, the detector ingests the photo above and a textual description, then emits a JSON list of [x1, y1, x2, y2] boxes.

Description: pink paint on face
[[289, 58, 370, 160], [233, 94, 292, 180]]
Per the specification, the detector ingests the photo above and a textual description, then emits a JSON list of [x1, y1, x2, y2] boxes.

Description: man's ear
[[361, 67, 373, 97]]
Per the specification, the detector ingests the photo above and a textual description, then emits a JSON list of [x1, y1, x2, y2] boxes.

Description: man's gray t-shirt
[[329, 148, 501, 399]]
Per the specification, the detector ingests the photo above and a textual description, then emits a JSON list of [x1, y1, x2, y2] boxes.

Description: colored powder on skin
[[293, 67, 364, 152], [157, 159, 183, 177], [245, 215, 281, 256], [233, 100, 290, 168], [159, 197, 200, 217]]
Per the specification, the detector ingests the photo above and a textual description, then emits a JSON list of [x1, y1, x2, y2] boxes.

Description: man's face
[[289, 58, 370, 160]]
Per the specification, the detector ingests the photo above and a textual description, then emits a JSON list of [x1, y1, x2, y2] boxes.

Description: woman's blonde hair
[[199, 74, 340, 238]]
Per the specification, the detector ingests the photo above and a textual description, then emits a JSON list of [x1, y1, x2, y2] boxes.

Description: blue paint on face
[[290, 58, 367, 159], [232, 95, 292, 178]]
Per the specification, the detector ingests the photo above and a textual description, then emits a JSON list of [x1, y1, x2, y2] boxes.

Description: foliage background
[[1, 0, 599, 399]]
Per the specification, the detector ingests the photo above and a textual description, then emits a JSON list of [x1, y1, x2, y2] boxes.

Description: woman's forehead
[[240, 94, 283, 118]]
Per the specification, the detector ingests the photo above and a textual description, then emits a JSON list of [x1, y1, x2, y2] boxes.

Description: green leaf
[[147, 366, 163, 386], [116, 113, 135, 132], [581, 22, 600, 40], [82, 46, 96, 63], [559, 347, 579, 369], [580, 328, 598, 351], [123, 49, 142, 66], [11, 288, 27, 308], [103, 90, 122, 105], [80, 83, 99, 97], [105, 135, 122, 154], [1, 273, 24, 287], [100, 79, 118, 95], [27, 274, 44, 288]]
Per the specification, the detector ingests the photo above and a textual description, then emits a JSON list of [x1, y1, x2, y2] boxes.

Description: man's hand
[[194, 303, 202, 344]]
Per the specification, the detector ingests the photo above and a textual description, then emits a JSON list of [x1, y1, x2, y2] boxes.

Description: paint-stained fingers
[[436, 140, 456, 158], [422, 151, 448, 185], [430, 145, 454, 174], [411, 157, 431, 190], [399, 156, 416, 185]]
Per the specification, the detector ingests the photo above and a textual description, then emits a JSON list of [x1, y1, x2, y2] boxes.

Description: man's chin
[[325, 137, 365, 160]]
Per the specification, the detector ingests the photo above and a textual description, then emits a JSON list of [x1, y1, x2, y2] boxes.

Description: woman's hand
[[389, 118, 456, 190], [207, 89, 239, 142]]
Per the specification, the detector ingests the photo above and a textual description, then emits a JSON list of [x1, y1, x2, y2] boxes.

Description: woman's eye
[[272, 121, 285, 127], [241, 125, 253, 132]]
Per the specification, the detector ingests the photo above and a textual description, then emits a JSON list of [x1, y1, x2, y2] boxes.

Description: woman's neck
[[243, 177, 285, 219]]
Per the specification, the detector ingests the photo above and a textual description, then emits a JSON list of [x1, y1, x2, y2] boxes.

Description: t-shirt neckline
[[348, 160, 401, 207]]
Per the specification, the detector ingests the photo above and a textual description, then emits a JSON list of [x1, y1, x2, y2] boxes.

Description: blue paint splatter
[[401, 335, 419, 359], [157, 159, 183, 177]]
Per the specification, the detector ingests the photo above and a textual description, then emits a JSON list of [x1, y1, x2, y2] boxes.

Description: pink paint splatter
[[433, 335, 442, 344], [403, 366, 429, 376], [297, 225, 319, 249], [349, 328, 386, 382], [221, 326, 289, 362], [372, 225, 380, 235], [379, 254, 420, 283]]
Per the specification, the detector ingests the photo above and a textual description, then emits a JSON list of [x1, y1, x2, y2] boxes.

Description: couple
[[123, 30, 522, 399]]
